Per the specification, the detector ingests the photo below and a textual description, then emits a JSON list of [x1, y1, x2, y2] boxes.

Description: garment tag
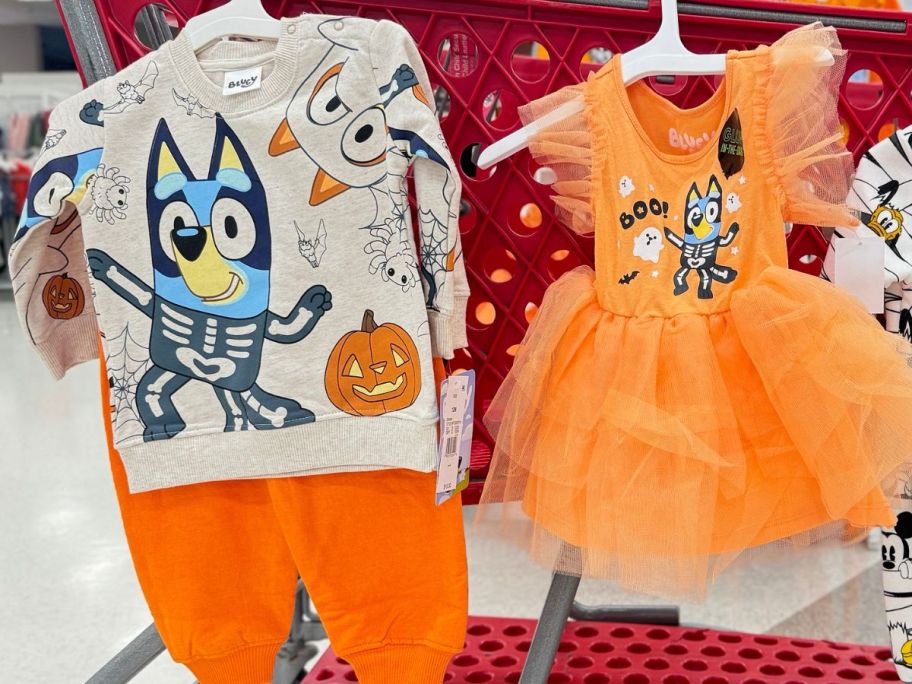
[[832, 232, 884, 314], [223, 66, 262, 96], [718, 109, 745, 179], [435, 370, 475, 505]]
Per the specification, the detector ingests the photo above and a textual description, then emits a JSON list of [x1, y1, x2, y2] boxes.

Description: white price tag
[[832, 233, 884, 314], [435, 370, 475, 505]]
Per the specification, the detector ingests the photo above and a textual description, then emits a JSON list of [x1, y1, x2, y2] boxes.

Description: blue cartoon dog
[[88, 116, 332, 440]]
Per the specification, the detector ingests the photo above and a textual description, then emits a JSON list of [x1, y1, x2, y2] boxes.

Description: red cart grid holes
[[302, 616, 898, 682]]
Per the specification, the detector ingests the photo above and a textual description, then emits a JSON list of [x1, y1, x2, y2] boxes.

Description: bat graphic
[[78, 62, 159, 127], [618, 270, 640, 285], [296, 219, 328, 268], [172, 89, 216, 118], [104, 61, 159, 115]]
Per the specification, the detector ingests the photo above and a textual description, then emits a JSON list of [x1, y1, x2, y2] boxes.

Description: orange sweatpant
[[99, 359, 468, 684]]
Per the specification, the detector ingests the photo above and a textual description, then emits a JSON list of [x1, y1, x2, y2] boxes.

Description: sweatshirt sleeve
[[8, 81, 107, 379], [370, 20, 469, 359]]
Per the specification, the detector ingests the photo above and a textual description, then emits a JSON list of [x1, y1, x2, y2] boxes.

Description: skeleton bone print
[[88, 116, 333, 441], [664, 175, 739, 299]]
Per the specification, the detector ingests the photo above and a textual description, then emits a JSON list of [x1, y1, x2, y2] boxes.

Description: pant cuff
[[184, 642, 283, 684], [344, 644, 456, 684]]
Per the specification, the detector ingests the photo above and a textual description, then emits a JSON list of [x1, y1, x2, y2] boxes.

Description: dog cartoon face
[[16, 147, 103, 235], [684, 175, 723, 243], [270, 48, 389, 204], [148, 117, 270, 317], [868, 204, 904, 241]]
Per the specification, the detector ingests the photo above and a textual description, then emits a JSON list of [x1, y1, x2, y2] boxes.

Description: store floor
[[0, 295, 890, 683]]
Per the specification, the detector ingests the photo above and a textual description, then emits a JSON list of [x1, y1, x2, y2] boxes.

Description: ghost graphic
[[726, 192, 742, 213], [619, 176, 635, 198], [633, 227, 665, 263]]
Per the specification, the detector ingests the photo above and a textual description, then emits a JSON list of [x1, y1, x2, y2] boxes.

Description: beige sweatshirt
[[9, 14, 469, 492]]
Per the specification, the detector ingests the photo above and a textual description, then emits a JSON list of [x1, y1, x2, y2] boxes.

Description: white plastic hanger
[[477, 0, 832, 170], [183, 0, 282, 52]]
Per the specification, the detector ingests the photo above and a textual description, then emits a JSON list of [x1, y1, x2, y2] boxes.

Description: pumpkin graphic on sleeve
[[324, 309, 422, 416], [42, 272, 85, 320]]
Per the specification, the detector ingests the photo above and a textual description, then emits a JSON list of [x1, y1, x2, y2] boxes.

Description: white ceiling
[[0, 0, 61, 26]]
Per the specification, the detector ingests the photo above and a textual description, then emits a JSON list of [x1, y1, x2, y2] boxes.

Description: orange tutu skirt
[[480, 265, 912, 598]]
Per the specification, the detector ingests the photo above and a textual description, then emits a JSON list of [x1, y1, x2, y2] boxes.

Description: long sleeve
[[8, 80, 107, 378], [370, 20, 469, 359]]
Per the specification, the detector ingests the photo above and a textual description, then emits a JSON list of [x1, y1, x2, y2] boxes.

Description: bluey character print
[[664, 175, 739, 299], [15, 147, 103, 237], [87, 116, 332, 441]]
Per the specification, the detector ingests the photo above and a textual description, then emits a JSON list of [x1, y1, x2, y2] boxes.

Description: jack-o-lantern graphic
[[42, 272, 85, 320], [325, 309, 422, 416]]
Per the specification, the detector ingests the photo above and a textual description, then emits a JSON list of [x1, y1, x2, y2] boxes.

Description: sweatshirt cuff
[[34, 315, 99, 380], [428, 296, 468, 359]]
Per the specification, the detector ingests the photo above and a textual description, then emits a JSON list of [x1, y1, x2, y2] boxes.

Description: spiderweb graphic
[[418, 206, 459, 310], [105, 324, 150, 442]]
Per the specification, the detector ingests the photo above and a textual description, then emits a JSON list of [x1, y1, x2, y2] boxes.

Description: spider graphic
[[365, 177, 420, 292], [87, 164, 130, 224], [366, 216, 420, 291]]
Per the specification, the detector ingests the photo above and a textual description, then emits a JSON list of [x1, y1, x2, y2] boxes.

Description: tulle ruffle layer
[[755, 23, 855, 227], [519, 23, 857, 237], [480, 266, 912, 598]]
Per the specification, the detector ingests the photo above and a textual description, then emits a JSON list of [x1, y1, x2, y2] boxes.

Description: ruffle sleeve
[[757, 23, 856, 227], [519, 82, 594, 235]]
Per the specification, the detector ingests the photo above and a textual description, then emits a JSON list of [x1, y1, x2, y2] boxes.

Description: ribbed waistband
[[118, 417, 437, 492]]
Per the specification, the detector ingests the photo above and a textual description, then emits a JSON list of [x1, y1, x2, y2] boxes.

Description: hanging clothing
[[9, 14, 468, 492], [478, 24, 912, 599], [26, 111, 47, 150], [821, 124, 912, 682], [97, 354, 468, 684], [822, 122, 912, 339], [5, 112, 30, 152]]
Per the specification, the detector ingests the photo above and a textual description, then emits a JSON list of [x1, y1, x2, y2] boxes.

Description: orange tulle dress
[[479, 24, 912, 599]]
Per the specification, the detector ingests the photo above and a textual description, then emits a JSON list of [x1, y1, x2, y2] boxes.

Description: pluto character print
[[849, 127, 912, 260], [664, 175, 739, 299], [87, 116, 333, 441], [821, 126, 912, 333], [850, 127, 912, 330], [884, 512, 912, 680]]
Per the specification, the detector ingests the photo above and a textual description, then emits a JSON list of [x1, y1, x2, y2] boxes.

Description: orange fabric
[[99, 356, 467, 684], [480, 24, 912, 599]]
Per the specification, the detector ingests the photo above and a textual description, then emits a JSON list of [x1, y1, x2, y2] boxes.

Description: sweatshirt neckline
[[168, 16, 303, 116]]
